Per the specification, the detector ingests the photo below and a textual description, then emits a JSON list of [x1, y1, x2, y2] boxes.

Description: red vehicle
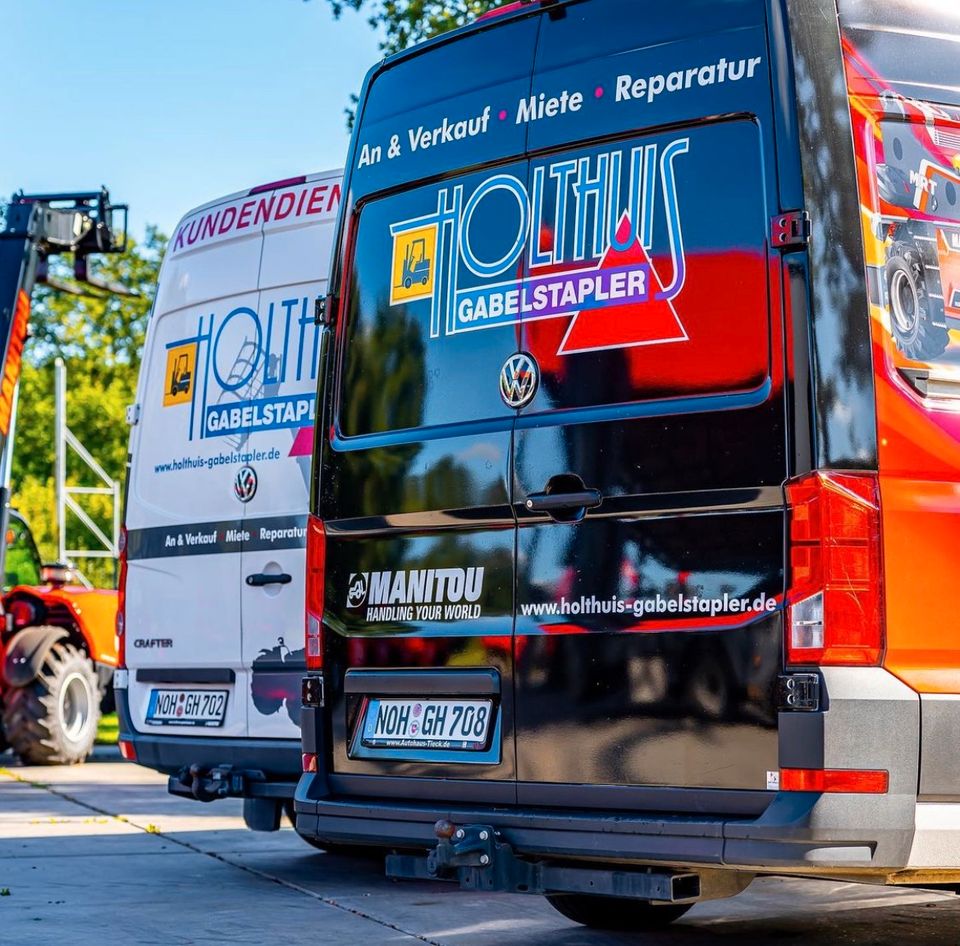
[[0, 512, 117, 764], [0, 189, 127, 764], [849, 42, 960, 362]]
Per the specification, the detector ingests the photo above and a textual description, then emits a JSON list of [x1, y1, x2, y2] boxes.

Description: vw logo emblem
[[233, 465, 258, 503], [499, 352, 539, 409]]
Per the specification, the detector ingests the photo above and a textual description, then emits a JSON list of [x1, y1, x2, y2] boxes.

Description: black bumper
[[116, 686, 300, 796], [295, 703, 917, 875]]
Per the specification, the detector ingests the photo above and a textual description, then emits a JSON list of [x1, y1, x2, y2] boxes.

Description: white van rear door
[[241, 173, 340, 739], [124, 206, 267, 739]]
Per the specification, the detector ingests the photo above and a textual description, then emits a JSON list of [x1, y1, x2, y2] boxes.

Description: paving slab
[[3, 758, 960, 945]]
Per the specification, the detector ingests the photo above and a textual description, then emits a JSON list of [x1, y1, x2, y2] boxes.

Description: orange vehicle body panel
[[846, 41, 960, 693], [5, 585, 118, 666]]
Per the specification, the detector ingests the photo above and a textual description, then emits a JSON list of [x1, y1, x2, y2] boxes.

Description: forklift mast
[[0, 188, 129, 582]]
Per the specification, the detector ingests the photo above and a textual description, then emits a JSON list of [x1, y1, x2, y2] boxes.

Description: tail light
[[785, 472, 884, 666], [8, 598, 37, 629], [476, 0, 554, 22], [249, 175, 306, 195], [118, 739, 137, 762], [116, 526, 127, 668], [781, 768, 888, 794], [477, 1, 527, 19], [305, 516, 326, 670]]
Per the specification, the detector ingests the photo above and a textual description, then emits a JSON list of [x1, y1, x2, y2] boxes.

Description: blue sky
[[0, 0, 382, 240]]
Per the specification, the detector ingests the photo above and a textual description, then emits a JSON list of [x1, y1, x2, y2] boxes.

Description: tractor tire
[[886, 242, 950, 361], [546, 895, 692, 931], [2, 638, 100, 765]]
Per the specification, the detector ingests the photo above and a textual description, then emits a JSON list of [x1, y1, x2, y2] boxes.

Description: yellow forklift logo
[[163, 343, 196, 406], [390, 224, 437, 306]]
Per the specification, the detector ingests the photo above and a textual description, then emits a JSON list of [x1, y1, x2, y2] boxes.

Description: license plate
[[361, 698, 493, 751], [146, 689, 229, 727]]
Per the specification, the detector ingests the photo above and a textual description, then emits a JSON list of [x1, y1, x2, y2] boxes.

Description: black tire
[[2, 638, 100, 765], [546, 895, 692, 931], [886, 242, 950, 361]]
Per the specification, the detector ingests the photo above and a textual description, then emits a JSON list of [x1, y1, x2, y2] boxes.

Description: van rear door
[[125, 207, 265, 738], [320, 15, 541, 800], [511, 0, 786, 802], [241, 174, 340, 739]]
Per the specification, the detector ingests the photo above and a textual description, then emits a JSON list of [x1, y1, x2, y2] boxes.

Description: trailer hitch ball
[[434, 819, 457, 840]]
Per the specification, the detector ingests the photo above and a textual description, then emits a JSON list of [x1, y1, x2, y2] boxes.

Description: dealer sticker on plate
[[361, 698, 492, 751], [146, 689, 228, 727]]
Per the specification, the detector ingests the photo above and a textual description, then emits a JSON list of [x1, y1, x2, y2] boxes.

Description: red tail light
[[248, 175, 306, 195], [305, 516, 326, 670], [477, 1, 527, 20], [116, 526, 127, 668], [477, 0, 553, 21], [781, 767, 889, 794], [785, 472, 884, 666], [8, 598, 37, 629], [118, 739, 137, 762]]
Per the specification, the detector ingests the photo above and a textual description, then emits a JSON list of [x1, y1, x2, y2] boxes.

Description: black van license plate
[[361, 698, 492, 750]]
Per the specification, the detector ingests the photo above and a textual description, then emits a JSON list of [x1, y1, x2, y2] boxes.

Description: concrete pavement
[[3, 754, 960, 944]]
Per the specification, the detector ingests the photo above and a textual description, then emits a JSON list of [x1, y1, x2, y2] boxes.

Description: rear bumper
[[294, 773, 916, 878], [296, 666, 945, 878], [116, 686, 300, 793]]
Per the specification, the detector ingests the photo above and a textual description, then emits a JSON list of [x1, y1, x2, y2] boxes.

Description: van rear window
[[338, 119, 769, 436]]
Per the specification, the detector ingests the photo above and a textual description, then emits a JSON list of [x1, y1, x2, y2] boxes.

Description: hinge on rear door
[[771, 211, 811, 249], [126, 402, 140, 425]]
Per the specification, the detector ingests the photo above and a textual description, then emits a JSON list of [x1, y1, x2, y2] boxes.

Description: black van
[[298, 0, 960, 930]]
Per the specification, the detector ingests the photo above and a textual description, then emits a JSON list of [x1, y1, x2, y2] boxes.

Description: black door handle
[[246, 572, 293, 587], [524, 489, 602, 513]]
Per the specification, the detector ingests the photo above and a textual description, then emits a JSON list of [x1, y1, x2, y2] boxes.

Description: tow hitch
[[168, 764, 295, 831], [386, 821, 702, 902], [172, 764, 251, 802]]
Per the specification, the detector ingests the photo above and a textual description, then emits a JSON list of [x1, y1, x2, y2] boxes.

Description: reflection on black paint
[[251, 636, 304, 727], [787, 0, 877, 468]]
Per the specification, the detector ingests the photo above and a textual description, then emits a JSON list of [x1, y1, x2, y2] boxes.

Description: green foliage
[[96, 712, 119, 745], [11, 229, 166, 588], [324, 0, 502, 57]]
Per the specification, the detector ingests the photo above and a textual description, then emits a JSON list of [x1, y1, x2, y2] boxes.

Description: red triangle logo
[[558, 214, 688, 355]]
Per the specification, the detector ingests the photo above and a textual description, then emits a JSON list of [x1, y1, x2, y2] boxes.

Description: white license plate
[[146, 689, 228, 727], [361, 698, 493, 751]]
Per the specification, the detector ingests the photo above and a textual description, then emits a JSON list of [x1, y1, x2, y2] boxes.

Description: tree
[[11, 229, 166, 587], [324, 0, 501, 56]]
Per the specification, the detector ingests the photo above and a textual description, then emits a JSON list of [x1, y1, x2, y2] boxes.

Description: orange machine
[[1, 514, 117, 764]]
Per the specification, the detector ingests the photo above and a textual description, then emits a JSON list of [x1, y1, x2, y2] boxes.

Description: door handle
[[524, 489, 602, 513], [246, 572, 293, 587]]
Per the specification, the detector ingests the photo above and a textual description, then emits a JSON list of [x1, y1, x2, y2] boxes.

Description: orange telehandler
[[0, 189, 126, 764]]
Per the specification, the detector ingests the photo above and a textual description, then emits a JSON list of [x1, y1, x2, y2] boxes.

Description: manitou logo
[[346, 567, 485, 623]]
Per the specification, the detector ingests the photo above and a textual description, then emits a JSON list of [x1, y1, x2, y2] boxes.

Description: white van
[[115, 171, 341, 831]]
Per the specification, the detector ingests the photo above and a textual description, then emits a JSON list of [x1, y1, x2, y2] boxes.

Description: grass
[[96, 712, 119, 745]]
